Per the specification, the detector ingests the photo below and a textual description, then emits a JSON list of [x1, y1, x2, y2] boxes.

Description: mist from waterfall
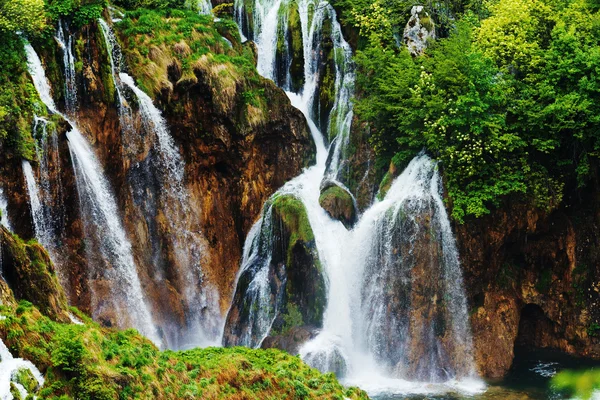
[[227, 0, 484, 396]]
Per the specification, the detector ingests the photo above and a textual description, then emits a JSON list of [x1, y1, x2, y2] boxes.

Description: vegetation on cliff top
[[116, 7, 271, 124], [336, 0, 600, 222]]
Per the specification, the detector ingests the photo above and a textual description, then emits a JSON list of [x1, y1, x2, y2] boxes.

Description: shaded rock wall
[[457, 186, 600, 378], [0, 16, 314, 340]]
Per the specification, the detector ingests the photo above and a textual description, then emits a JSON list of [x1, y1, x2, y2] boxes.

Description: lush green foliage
[[552, 369, 600, 399], [46, 0, 107, 27], [0, 301, 368, 399], [348, 0, 600, 221], [0, 34, 42, 160], [116, 8, 270, 124], [112, 0, 185, 9], [0, 0, 46, 33]]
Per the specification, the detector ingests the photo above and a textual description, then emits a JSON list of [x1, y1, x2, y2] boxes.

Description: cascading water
[[0, 188, 11, 231], [194, 0, 213, 14], [22, 160, 50, 247], [25, 41, 161, 345], [227, 0, 484, 396], [22, 116, 65, 268], [56, 20, 77, 115], [99, 18, 221, 348], [0, 338, 44, 400]]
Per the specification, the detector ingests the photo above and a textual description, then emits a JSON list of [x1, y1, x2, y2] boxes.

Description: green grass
[[0, 300, 368, 399]]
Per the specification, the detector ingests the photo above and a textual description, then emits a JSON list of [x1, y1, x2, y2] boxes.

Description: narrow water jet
[[56, 20, 77, 115], [0, 188, 11, 231]]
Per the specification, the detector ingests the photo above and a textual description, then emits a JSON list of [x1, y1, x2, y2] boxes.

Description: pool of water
[[369, 347, 600, 399]]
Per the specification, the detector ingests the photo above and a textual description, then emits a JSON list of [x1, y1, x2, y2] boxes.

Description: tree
[[0, 0, 46, 34]]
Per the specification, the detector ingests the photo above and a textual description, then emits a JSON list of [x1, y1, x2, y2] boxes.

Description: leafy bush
[[351, 0, 600, 221]]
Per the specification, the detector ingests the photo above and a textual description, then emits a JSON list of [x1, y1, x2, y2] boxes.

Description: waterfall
[[66, 129, 161, 344], [99, 19, 220, 348], [227, 0, 484, 395], [56, 20, 77, 115], [196, 0, 213, 14], [0, 188, 11, 231], [0, 338, 44, 400], [24, 41, 161, 346], [22, 117, 65, 267], [22, 160, 50, 247]]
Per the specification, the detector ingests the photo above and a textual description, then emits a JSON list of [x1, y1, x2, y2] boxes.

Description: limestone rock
[[403, 6, 436, 56], [319, 181, 357, 229]]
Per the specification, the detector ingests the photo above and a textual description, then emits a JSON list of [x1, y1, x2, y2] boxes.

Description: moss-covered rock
[[0, 301, 369, 399], [224, 195, 326, 349], [377, 160, 400, 200], [319, 182, 357, 229], [269, 194, 326, 332], [15, 368, 39, 393], [0, 227, 70, 323]]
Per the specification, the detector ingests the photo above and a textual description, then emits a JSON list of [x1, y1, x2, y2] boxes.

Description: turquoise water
[[372, 347, 600, 399]]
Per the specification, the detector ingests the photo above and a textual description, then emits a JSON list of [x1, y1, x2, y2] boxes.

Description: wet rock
[[0, 227, 70, 322], [223, 195, 327, 348], [457, 196, 600, 378], [403, 6, 436, 56], [261, 325, 319, 355], [319, 181, 357, 229]]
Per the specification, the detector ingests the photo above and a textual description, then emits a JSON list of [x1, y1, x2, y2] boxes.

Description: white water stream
[[24, 41, 161, 345], [0, 338, 44, 400], [228, 0, 485, 396]]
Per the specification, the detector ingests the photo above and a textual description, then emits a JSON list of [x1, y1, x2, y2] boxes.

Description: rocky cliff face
[[0, 14, 314, 346], [457, 184, 600, 378]]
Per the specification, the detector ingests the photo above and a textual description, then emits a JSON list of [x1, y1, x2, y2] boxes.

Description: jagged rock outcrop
[[223, 194, 326, 347], [0, 227, 70, 322], [403, 6, 436, 56]]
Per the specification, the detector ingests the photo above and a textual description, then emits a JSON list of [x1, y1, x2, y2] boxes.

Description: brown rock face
[[0, 227, 70, 322], [0, 19, 314, 346], [319, 181, 357, 229], [457, 194, 600, 378]]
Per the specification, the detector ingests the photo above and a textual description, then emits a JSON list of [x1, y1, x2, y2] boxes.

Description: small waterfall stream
[[56, 20, 77, 115], [99, 18, 221, 347], [0, 188, 11, 231], [24, 41, 161, 345], [0, 338, 44, 400], [227, 0, 484, 396]]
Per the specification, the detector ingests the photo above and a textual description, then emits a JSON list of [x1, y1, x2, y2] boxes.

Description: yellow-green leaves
[[0, 0, 45, 34]]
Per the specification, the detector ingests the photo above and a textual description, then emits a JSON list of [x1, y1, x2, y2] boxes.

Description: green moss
[[272, 194, 315, 246], [377, 171, 393, 200], [1, 229, 69, 322], [0, 33, 42, 160], [15, 368, 38, 393], [0, 302, 368, 399]]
